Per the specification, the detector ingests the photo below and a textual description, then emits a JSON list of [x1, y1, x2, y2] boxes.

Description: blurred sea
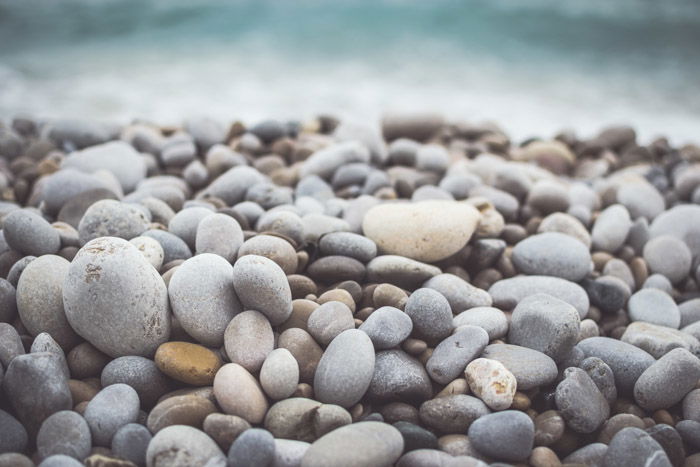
[[1, 0, 699, 143]]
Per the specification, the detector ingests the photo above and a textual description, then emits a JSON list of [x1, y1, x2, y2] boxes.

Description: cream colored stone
[[465, 358, 517, 411]]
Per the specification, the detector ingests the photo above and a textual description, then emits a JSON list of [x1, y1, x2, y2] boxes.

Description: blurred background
[[1, 0, 699, 144]]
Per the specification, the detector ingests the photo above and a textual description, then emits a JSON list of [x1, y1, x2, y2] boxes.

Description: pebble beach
[[0, 114, 700, 467]]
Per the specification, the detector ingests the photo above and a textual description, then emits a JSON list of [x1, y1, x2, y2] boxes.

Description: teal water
[[1, 0, 699, 143]]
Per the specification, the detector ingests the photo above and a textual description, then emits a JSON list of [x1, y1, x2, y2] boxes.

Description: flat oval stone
[[359, 306, 413, 349], [278, 328, 323, 384], [404, 288, 454, 343], [591, 204, 632, 252], [362, 200, 481, 263], [623, 321, 700, 358], [3, 352, 72, 437], [3, 209, 61, 256], [147, 395, 217, 433], [84, 383, 140, 446], [649, 205, 700, 258], [0, 278, 17, 323], [37, 410, 91, 461], [634, 348, 700, 411], [168, 206, 214, 250], [423, 273, 493, 314], [78, 200, 150, 245], [576, 337, 655, 394], [17, 254, 79, 349], [627, 288, 680, 329], [263, 398, 322, 441], [168, 253, 241, 347], [314, 329, 375, 408], [63, 237, 171, 358], [260, 348, 299, 400], [274, 439, 310, 467], [512, 232, 590, 281], [224, 310, 274, 373], [555, 367, 610, 433], [0, 323, 24, 368], [465, 358, 517, 411], [307, 255, 366, 284], [307, 301, 355, 346], [203, 413, 251, 451], [508, 293, 581, 361], [0, 409, 28, 454], [488, 275, 589, 318], [603, 427, 671, 467], [111, 423, 152, 467], [62, 141, 146, 192], [130, 236, 165, 270], [426, 326, 489, 384], [228, 428, 275, 467], [238, 234, 298, 274], [368, 350, 432, 402], [581, 275, 630, 314], [366, 255, 441, 289], [480, 344, 558, 390], [155, 342, 222, 386], [146, 425, 225, 467], [213, 363, 269, 424], [319, 232, 377, 263], [644, 235, 692, 284], [36, 454, 83, 466], [232, 254, 292, 326], [581, 357, 618, 406], [302, 421, 404, 467], [300, 141, 370, 180], [453, 307, 508, 340], [101, 356, 171, 409], [142, 229, 192, 265], [537, 212, 592, 248], [195, 213, 244, 263], [419, 395, 490, 434], [468, 410, 534, 462], [563, 443, 608, 466]]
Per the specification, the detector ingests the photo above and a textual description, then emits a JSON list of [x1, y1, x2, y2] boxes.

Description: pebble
[[203, 413, 251, 451], [66, 342, 109, 379], [508, 293, 581, 361], [534, 410, 565, 446], [537, 212, 592, 248], [146, 425, 225, 467], [300, 141, 370, 179], [676, 420, 700, 450], [84, 384, 140, 446], [278, 328, 323, 383], [423, 273, 493, 314], [62, 141, 146, 192], [0, 278, 17, 323], [512, 232, 591, 281], [314, 329, 375, 408], [465, 358, 517, 410], [238, 234, 298, 274], [634, 348, 700, 411], [274, 439, 310, 467], [0, 409, 28, 454], [227, 428, 275, 467], [224, 310, 274, 373], [366, 255, 441, 289], [577, 337, 655, 394], [419, 395, 490, 433], [142, 229, 193, 264], [646, 424, 685, 467], [232, 254, 293, 326], [426, 326, 489, 384], [368, 350, 433, 402], [100, 356, 169, 409], [680, 298, 700, 328], [627, 288, 681, 329], [200, 165, 266, 206], [111, 423, 152, 467], [319, 231, 377, 263], [362, 200, 481, 262], [359, 306, 413, 349], [580, 357, 618, 406], [488, 275, 590, 318], [555, 367, 610, 433], [260, 348, 299, 400], [168, 253, 240, 347], [263, 398, 348, 442], [213, 363, 269, 424], [37, 454, 84, 467], [581, 275, 630, 314], [481, 344, 558, 390], [36, 410, 91, 461], [2, 209, 61, 255], [603, 427, 672, 467], [195, 213, 244, 263], [453, 306, 508, 340], [0, 323, 24, 367], [301, 421, 404, 467], [393, 421, 438, 452], [643, 235, 692, 284], [78, 200, 150, 245], [63, 237, 171, 357], [591, 204, 632, 252], [130, 236, 165, 270], [597, 413, 645, 444], [155, 342, 222, 386], [404, 288, 454, 343], [622, 321, 700, 358], [147, 395, 217, 433], [649, 204, 700, 258], [468, 410, 535, 462], [306, 301, 355, 346]]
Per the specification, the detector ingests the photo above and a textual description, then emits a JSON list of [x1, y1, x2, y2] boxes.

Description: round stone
[[195, 213, 244, 263], [368, 350, 432, 402], [419, 395, 490, 434], [580, 357, 618, 406], [111, 423, 152, 467], [649, 205, 700, 258], [627, 288, 680, 329], [168, 206, 214, 250], [0, 409, 28, 454], [314, 329, 375, 408], [307, 301, 355, 346], [237, 235, 298, 275], [591, 204, 632, 252], [232, 255, 292, 326], [643, 235, 692, 284], [63, 237, 171, 358], [213, 363, 269, 424], [319, 232, 377, 263], [101, 356, 171, 409], [142, 229, 193, 265], [358, 306, 413, 349], [146, 425, 225, 467], [62, 141, 146, 192], [17, 254, 79, 349], [147, 395, 217, 433], [603, 427, 671, 467], [623, 321, 699, 359], [129, 236, 165, 271], [467, 410, 534, 462], [168, 253, 241, 347], [512, 232, 590, 281], [155, 342, 223, 386], [37, 454, 83, 466], [203, 413, 252, 451], [537, 212, 592, 248], [77, 200, 149, 245], [576, 337, 655, 394], [555, 367, 610, 433], [366, 255, 441, 289], [37, 410, 91, 461], [274, 439, 310, 467], [84, 383, 140, 446], [426, 326, 489, 385], [0, 278, 17, 323], [404, 288, 454, 343], [260, 348, 299, 400], [465, 358, 517, 411], [306, 256, 366, 284], [227, 428, 275, 467], [2, 209, 61, 256], [362, 200, 481, 263], [488, 275, 589, 318], [453, 307, 508, 340], [480, 344, 558, 390], [224, 310, 274, 373], [634, 348, 700, 411]]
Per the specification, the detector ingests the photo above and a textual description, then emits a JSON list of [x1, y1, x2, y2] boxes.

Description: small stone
[[481, 344, 558, 390], [146, 425, 225, 467], [260, 348, 299, 400], [307, 301, 355, 346], [645, 424, 685, 467], [563, 443, 608, 466], [101, 356, 171, 408], [232, 255, 292, 326], [195, 213, 244, 263], [419, 395, 490, 434], [488, 275, 589, 318], [393, 421, 438, 452], [677, 420, 700, 450], [0, 278, 17, 323], [62, 141, 146, 192], [155, 342, 222, 386], [358, 306, 413, 349], [314, 329, 375, 408], [555, 367, 610, 433], [634, 348, 700, 411], [537, 212, 592, 248], [0, 409, 28, 454], [580, 357, 618, 406], [581, 275, 630, 314], [2, 209, 61, 256], [238, 235, 298, 274], [203, 413, 251, 451], [37, 410, 91, 461], [168, 206, 214, 250], [77, 200, 150, 245], [300, 141, 370, 180], [37, 454, 84, 467], [111, 423, 151, 467], [213, 363, 269, 424], [307, 255, 366, 284], [224, 310, 274, 373], [644, 235, 692, 284], [623, 321, 700, 359], [628, 288, 681, 329], [512, 232, 590, 281], [453, 307, 508, 340], [319, 232, 377, 263], [404, 288, 454, 343], [423, 273, 493, 314], [301, 421, 403, 467], [278, 328, 323, 384], [273, 439, 310, 467], [426, 326, 489, 384], [468, 410, 535, 462], [577, 337, 655, 394], [603, 427, 672, 467], [147, 395, 217, 433], [598, 414, 645, 444], [366, 255, 441, 289], [534, 410, 565, 447], [0, 323, 24, 367], [465, 358, 516, 411], [67, 342, 110, 379], [142, 229, 192, 265], [649, 205, 700, 258], [227, 428, 275, 467], [591, 204, 632, 252], [84, 384, 140, 446], [368, 350, 432, 402]]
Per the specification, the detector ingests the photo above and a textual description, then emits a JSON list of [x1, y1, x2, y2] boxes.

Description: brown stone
[[203, 413, 252, 451], [146, 395, 217, 433], [155, 341, 222, 386]]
